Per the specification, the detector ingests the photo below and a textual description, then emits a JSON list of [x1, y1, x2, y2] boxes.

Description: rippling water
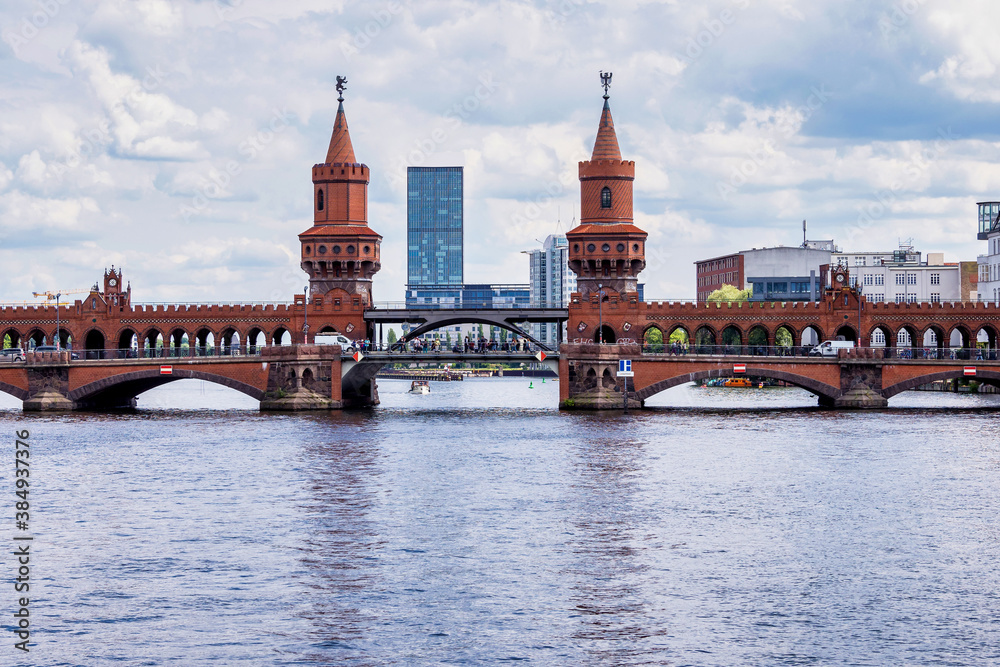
[[2, 379, 999, 665]]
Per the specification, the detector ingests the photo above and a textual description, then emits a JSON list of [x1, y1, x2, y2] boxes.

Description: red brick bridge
[[559, 343, 1000, 409], [0, 347, 557, 411]]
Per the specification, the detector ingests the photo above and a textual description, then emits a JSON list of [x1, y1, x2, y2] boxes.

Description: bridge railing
[[640, 344, 997, 360], [15, 347, 270, 361]]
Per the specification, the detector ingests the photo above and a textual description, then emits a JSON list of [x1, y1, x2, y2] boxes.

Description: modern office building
[[407, 166, 464, 288], [526, 234, 576, 346], [695, 243, 837, 302], [747, 273, 822, 302]]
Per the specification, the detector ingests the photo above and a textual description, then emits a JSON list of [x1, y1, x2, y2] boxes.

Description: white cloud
[[65, 41, 204, 160]]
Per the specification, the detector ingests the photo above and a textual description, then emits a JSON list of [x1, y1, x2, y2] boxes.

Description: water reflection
[[567, 419, 667, 664], [292, 413, 385, 664]]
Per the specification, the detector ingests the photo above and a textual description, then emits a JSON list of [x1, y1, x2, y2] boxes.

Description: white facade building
[[526, 234, 576, 347], [977, 202, 1000, 303], [833, 246, 960, 304]]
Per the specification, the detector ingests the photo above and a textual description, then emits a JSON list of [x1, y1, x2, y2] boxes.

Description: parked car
[[32, 346, 80, 359], [1, 348, 25, 362]]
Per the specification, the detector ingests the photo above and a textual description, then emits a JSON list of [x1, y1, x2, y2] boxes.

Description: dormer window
[[317, 189, 324, 211], [601, 187, 612, 209]]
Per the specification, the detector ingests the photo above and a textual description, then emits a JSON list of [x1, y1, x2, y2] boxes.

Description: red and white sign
[[964, 366, 977, 377], [535, 351, 547, 362], [353, 351, 365, 362], [733, 364, 746, 374], [160, 365, 173, 375], [577, 321, 588, 332]]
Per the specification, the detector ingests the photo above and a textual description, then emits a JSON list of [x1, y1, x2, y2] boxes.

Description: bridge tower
[[566, 73, 647, 313], [298, 80, 382, 310]]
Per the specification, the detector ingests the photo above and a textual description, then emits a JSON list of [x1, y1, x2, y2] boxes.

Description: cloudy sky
[[2, 0, 999, 304]]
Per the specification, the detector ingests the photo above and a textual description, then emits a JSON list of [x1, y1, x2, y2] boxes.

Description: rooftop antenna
[[802, 219, 807, 247]]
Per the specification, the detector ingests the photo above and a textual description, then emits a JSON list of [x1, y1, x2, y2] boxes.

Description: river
[[1, 378, 998, 665]]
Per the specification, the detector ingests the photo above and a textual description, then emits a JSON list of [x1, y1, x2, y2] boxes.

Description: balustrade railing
[[638, 344, 997, 360]]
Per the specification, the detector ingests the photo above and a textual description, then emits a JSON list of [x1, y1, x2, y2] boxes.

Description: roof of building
[[590, 98, 622, 161], [298, 225, 381, 238], [567, 223, 647, 236], [325, 99, 356, 164]]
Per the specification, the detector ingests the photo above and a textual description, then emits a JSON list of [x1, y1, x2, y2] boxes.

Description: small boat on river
[[409, 380, 430, 394]]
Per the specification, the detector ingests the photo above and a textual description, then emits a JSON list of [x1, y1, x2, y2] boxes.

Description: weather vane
[[600, 70, 612, 99], [336, 75, 348, 102]]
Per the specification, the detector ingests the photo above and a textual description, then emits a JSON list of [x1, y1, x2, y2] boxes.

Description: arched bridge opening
[[635, 367, 842, 405], [68, 369, 265, 410], [882, 369, 1000, 401], [0, 380, 29, 402]]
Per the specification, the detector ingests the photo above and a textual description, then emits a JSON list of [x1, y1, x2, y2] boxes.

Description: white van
[[313, 333, 356, 353], [809, 340, 855, 357]]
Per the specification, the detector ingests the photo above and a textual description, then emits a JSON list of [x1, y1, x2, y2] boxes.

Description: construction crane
[[31, 289, 91, 301], [31, 289, 92, 350]]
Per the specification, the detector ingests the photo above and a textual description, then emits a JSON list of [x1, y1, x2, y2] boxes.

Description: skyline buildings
[[526, 234, 576, 346]]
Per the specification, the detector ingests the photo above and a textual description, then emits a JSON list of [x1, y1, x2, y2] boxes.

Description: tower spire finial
[[600, 70, 612, 100], [336, 75, 348, 103]]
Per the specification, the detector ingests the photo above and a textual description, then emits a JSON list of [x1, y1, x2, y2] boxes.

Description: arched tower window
[[317, 189, 324, 211], [601, 186, 612, 209]]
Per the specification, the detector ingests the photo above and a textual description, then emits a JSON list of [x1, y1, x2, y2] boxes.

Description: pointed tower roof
[[325, 98, 357, 164], [591, 97, 622, 161]]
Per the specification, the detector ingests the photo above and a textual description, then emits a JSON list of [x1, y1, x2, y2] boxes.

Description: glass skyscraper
[[407, 167, 463, 286]]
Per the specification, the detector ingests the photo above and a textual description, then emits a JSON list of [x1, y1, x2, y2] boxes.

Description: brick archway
[[0, 380, 29, 401], [882, 369, 1000, 399], [68, 368, 266, 408], [635, 367, 841, 403]]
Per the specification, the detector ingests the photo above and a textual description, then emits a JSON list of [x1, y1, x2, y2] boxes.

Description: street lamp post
[[857, 280, 863, 349], [302, 285, 309, 345], [55, 292, 61, 351], [598, 283, 604, 344]]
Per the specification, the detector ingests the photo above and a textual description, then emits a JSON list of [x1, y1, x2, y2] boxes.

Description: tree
[[643, 327, 664, 351], [668, 328, 689, 344], [500, 328, 507, 343], [387, 328, 397, 345], [706, 284, 752, 303], [775, 327, 793, 347], [2, 333, 11, 348]]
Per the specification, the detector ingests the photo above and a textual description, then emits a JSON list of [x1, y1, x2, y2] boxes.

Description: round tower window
[[347, 245, 356, 254], [587, 243, 596, 253], [333, 245, 341, 254], [573, 244, 580, 252], [305, 246, 312, 255], [318, 245, 327, 254], [602, 243, 611, 252], [633, 243, 639, 252], [616, 243, 625, 252], [363, 245, 371, 254]]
